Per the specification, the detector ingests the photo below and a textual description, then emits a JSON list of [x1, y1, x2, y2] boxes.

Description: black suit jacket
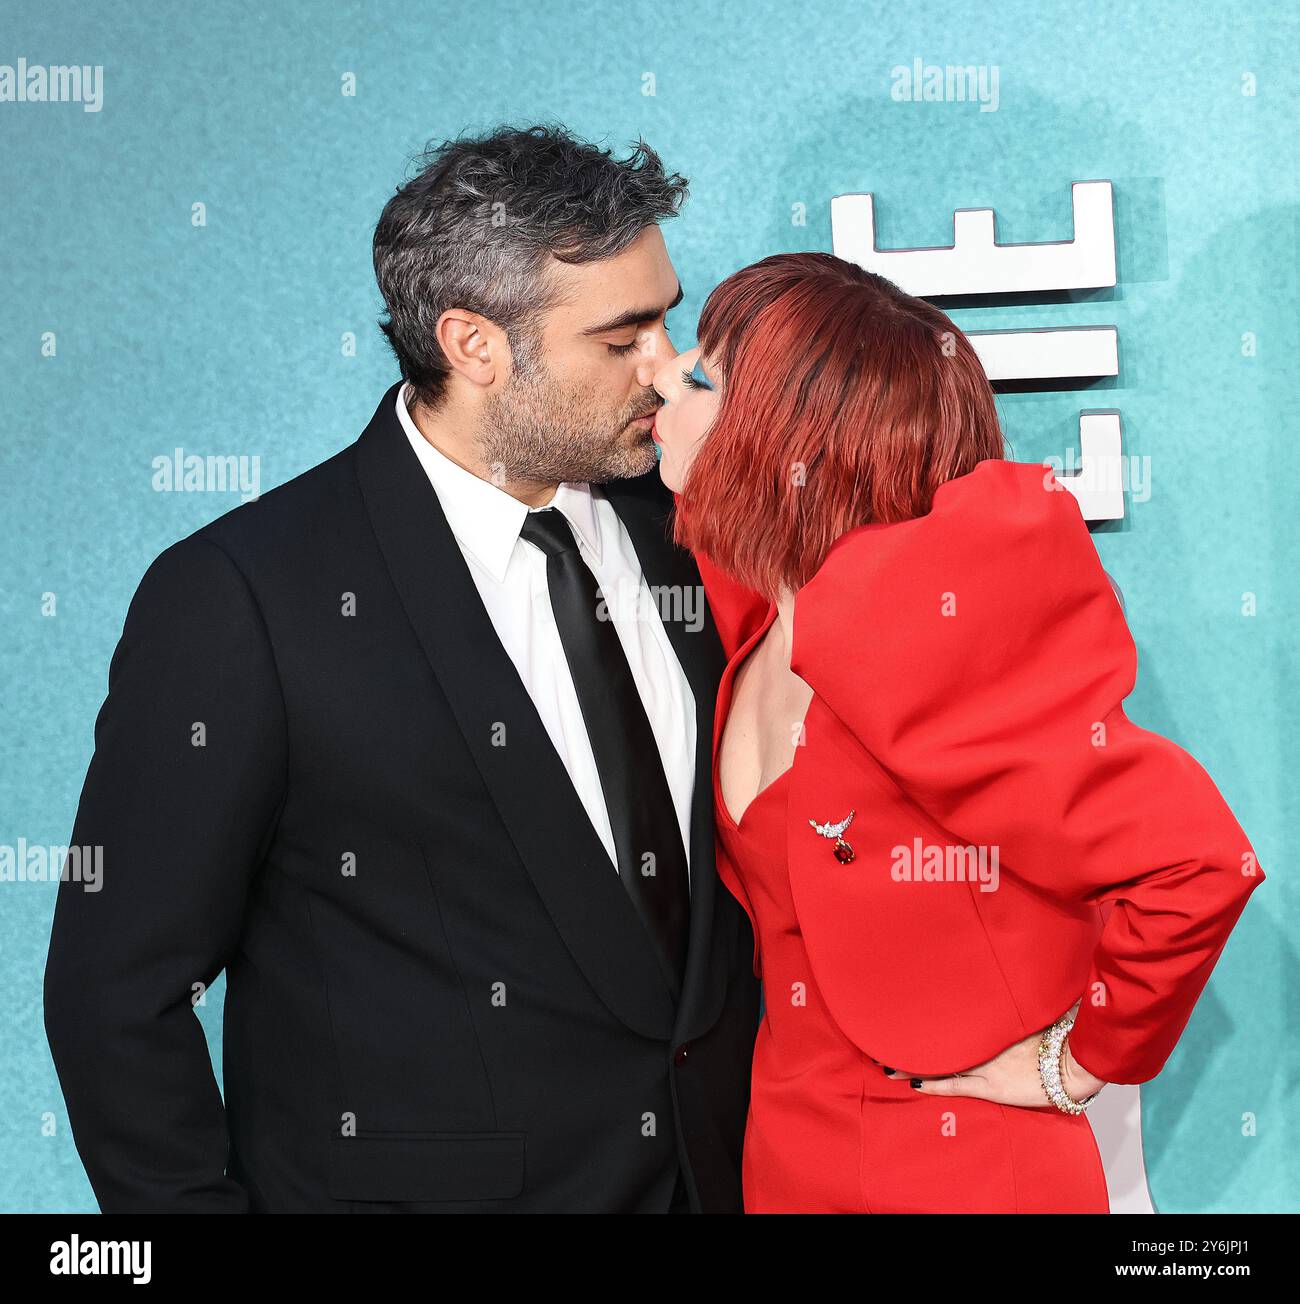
[[44, 383, 762, 1213]]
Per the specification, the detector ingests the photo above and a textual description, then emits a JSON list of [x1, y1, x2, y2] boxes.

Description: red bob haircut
[[673, 252, 1007, 599]]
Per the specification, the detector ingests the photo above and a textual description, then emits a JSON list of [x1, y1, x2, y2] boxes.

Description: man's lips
[[630, 412, 660, 441]]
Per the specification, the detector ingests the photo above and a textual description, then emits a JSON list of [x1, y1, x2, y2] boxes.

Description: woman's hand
[[882, 1002, 1108, 1109]]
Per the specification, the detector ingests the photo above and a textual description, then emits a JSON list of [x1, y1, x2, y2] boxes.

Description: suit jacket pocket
[[327, 1131, 526, 1202]]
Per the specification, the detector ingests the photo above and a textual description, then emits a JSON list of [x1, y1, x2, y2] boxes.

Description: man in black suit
[[44, 124, 761, 1213]]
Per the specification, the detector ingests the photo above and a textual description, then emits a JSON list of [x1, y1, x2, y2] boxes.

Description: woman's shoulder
[[792, 458, 1133, 703], [809, 458, 1088, 588]]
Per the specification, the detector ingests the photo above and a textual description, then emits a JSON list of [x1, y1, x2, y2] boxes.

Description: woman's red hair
[[673, 252, 1006, 598]]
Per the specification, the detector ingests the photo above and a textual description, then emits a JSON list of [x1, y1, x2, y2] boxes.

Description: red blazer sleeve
[[790, 459, 1265, 1085], [673, 491, 772, 658]]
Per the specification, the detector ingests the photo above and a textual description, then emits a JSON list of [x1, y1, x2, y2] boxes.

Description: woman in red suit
[[650, 252, 1265, 1214]]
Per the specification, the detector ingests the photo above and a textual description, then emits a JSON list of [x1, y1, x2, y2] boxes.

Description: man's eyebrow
[[582, 282, 684, 335]]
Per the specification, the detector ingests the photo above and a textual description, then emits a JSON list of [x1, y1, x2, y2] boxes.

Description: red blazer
[[692, 459, 1264, 1086]]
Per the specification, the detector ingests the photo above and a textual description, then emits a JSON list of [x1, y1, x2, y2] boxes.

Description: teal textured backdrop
[[1, 0, 1293, 1212]]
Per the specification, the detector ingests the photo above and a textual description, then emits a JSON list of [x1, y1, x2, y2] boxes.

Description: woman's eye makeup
[[681, 357, 715, 391]]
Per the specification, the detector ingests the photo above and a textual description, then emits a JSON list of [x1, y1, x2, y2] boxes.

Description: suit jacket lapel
[[353, 385, 677, 1039]]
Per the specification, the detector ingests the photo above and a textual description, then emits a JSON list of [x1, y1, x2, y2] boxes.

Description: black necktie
[[519, 506, 690, 998]]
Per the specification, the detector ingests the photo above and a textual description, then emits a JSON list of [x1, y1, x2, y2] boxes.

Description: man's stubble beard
[[476, 343, 659, 486]]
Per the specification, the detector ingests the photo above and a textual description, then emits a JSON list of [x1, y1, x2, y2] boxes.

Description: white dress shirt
[[396, 383, 697, 881]]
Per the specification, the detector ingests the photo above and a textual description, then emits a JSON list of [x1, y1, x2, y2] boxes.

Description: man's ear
[[435, 309, 505, 388]]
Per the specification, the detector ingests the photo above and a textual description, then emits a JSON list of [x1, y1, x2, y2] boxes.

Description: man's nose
[[639, 327, 679, 388]]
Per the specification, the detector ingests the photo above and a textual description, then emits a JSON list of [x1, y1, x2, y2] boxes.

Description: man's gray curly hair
[[373, 122, 690, 409]]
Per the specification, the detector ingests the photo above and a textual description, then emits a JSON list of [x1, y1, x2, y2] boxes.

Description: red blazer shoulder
[[788, 458, 1265, 1084]]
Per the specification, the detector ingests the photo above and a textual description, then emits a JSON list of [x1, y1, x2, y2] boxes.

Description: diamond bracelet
[[1037, 1013, 1101, 1115]]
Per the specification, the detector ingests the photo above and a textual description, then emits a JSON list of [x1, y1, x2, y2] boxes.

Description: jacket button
[[673, 1043, 691, 1066]]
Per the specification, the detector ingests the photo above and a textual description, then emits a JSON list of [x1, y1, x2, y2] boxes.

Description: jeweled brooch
[[808, 810, 855, 863]]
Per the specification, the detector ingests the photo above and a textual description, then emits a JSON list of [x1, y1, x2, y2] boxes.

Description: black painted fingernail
[[909, 1078, 923, 1088], [881, 1066, 894, 1075]]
